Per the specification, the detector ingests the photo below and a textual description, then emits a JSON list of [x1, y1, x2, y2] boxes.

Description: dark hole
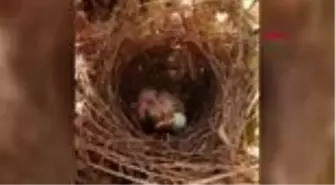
[[117, 45, 217, 135], [165, 2, 172, 7]]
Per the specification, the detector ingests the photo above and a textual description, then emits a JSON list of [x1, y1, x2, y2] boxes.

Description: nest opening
[[117, 44, 218, 136]]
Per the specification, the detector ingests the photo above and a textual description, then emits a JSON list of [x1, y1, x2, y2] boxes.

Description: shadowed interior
[[117, 45, 218, 135]]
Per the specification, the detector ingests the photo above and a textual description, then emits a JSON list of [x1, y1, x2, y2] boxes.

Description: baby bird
[[136, 88, 187, 133], [155, 91, 187, 132], [137, 88, 158, 121]]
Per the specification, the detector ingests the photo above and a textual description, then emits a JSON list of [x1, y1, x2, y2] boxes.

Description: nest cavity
[[75, 0, 259, 184]]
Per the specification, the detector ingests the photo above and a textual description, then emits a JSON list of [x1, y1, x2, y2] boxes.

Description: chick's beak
[[155, 120, 171, 129]]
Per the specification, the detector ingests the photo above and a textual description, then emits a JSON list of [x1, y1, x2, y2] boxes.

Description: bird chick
[[154, 91, 186, 132], [137, 88, 159, 121], [157, 90, 185, 113], [137, 88, 187, 133]]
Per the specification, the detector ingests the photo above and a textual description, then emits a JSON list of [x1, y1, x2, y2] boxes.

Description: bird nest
[[75, 0, 259, 184]]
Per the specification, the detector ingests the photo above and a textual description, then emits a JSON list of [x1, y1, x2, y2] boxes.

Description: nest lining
[[75, 0, 258, 184]]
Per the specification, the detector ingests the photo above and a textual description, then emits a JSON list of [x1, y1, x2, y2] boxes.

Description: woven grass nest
[[75, 0, 259, 184]]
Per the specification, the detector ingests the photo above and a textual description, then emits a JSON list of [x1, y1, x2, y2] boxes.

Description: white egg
[[172, 112, 187, 132]]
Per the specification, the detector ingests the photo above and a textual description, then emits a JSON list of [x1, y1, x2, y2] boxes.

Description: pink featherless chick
[[136, 89, 186, 133], [137, 88, 158, 121], [155, 90, 185, 131]]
